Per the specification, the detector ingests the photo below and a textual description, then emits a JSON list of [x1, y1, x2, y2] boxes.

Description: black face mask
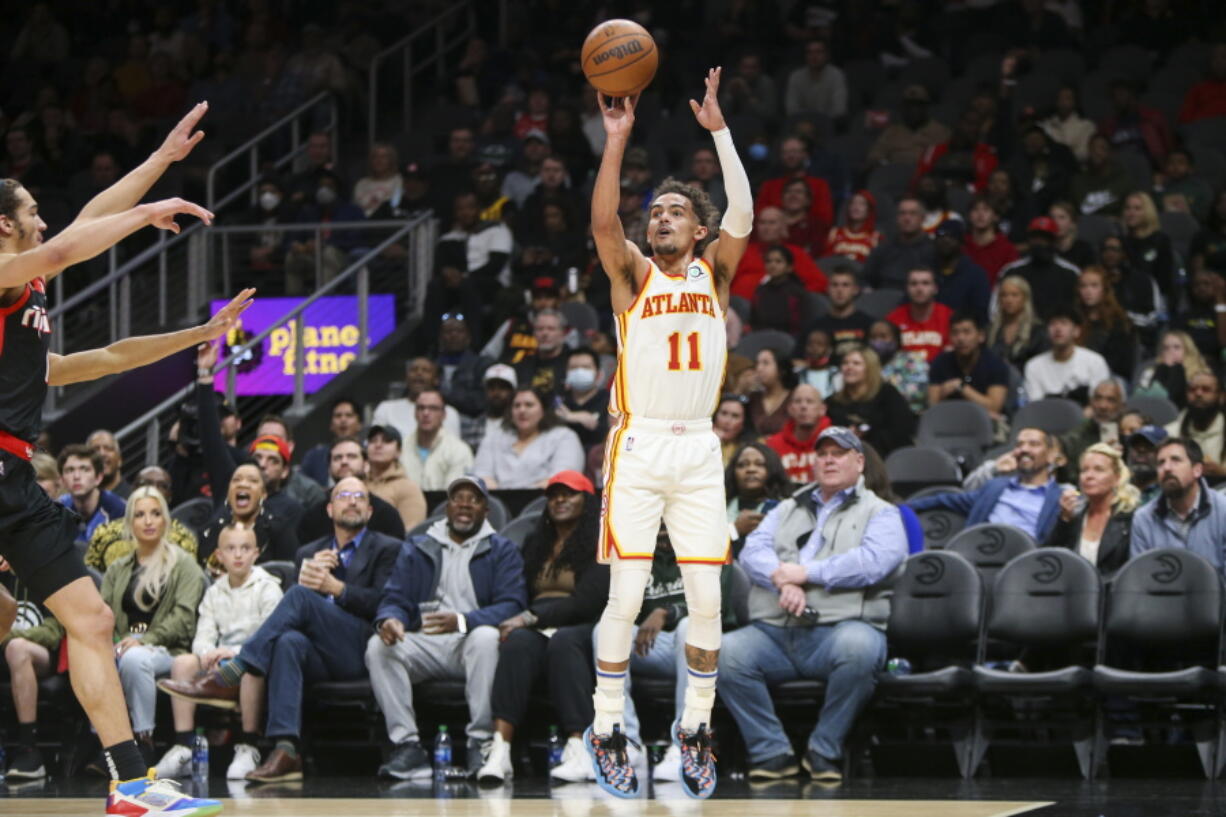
[[1130, 462, 1156, 486], [1030, 244, 1054, 263], [918, 190, 944, 210]]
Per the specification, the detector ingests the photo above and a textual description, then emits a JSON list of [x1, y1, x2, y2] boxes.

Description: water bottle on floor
[[434, 725, 452, 779], [0, 740, 7, 783], [191, 728, 209, 779], [886, 658, 912, 676], [547, 725, 563, 768]]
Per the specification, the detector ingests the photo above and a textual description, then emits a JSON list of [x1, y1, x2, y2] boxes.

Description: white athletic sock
[[593, 668, 628, 735], [680, 667, 718, 731]]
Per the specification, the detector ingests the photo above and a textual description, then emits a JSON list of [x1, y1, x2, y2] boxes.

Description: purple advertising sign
[[210, 295, 395, 395]]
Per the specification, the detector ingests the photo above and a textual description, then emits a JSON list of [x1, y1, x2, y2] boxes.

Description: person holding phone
[[1046, 443, 1139, 575], [725, 442, 793, 558]]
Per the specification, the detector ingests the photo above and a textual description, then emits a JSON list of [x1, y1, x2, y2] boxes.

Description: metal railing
[[367, 3, 476, 142], [114, 213, 437, 470], [206, 91, 339, 212]]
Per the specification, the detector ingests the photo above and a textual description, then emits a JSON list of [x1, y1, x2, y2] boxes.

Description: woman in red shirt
[[823, 190, 880, 263]]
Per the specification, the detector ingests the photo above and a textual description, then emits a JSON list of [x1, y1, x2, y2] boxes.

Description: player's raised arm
[[74, 102, 208, 225], [47, 287, 254, 385], [0, 197, 213, 291], [591, 93, 646, 303], [691, 68, 752, 301]]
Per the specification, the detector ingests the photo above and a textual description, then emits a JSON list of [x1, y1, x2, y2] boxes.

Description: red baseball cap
[[249, 434, 291, 465], [1027, 216, 1059, 237], [546, 470, 595, 494]]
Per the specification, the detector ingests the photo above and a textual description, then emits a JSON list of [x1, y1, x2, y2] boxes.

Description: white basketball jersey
[[609, 257, 727, 421]]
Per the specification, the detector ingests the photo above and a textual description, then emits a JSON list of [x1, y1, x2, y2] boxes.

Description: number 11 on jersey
[[667, 331, 702, 371]]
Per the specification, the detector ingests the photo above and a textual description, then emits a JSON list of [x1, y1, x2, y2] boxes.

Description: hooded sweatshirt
[[766, 417, 832, 484], [191, 565, 284, 656]]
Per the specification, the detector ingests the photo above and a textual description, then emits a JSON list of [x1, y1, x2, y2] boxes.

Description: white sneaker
[[153, 744, 192, 779], [653, 742, 682, 782], [551, 737, 594, 782], [477, 733, 513, 784], [226, 744, 262, 780]]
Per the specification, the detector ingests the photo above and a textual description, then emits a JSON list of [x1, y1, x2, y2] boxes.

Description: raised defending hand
[[689, 67, 727, 132], [598, 92, 638, 140], [196, 341, 219, 375], [147, 197, 214, 233], [155, 101, 208, 164], [201, 288, 256, 342]]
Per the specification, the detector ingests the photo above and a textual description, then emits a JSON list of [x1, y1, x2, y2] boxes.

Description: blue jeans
[[609, 617, 690, 745], [238, 585, 371, 738], [718, 619, 886, 763]]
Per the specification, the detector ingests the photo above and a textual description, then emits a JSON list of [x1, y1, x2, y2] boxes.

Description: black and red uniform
[[0, 277, 88, 602]]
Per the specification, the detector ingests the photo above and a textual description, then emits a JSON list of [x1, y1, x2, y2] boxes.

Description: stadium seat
[[945, 523, 1037, 589], [1159, 210, 1198, 261], [843, 58, 885, 109], [729, 562, 752, 628], [917, 506, 967, 550], [1092, 549, 1222, 778], [1190, 145, 1226, 192], [1169, 40, 1212, 72], [867, 162, 914, 201], [259, 560, 297, 592], [801, 290, 830, 322], [873, 551, 985, 778], [1033, 49, 1086, 84], [171, 496, 215, 538], [1114, 148, 1153, 190], [498, 512, 541, 548], [520, 495, 549, 517], [817, 255, 862, 278], [972, 549, 1102, 779], [733, 329, 796, 360], [885, 446, 962, 495], [1076, 213, 1119, 249], [1124, 394, 1180, 426], [917, 400, 995, 470], [430, 495, 509, 529], [1014, 72, 1062, 113], [855, 288, 903, 320], [406, 514, 442, 539], [1013, 398, 1084, 436], [1180, 117, 1226, 151], [728, 295, 752, 324], [1098, 44, 1154, 82], [561, 301, 599, 334]]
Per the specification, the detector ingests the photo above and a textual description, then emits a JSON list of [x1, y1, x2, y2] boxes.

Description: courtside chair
[[917, 400, 995, 471], [945, 524, 1037, 593]]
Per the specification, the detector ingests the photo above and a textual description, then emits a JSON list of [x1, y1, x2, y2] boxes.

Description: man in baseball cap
[[995, 215, 1080, 321], [1127, 424, 1168, 504], [250, 434, 293, 493], [477, 366, 518, 453]]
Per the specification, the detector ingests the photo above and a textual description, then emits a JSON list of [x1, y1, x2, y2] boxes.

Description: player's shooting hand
[[146, 197, 214, 233], [201, 288, 256, 342], [689, 67, 727, 132], [598, 92, 638, 140], [155, 102, 208, 164]]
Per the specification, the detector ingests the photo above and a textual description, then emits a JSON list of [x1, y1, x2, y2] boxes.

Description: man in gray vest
[[720, 426, 906, 784]]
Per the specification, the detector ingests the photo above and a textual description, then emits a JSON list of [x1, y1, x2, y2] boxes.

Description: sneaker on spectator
[[747, 752, 800, 780], [477, 733, 513, 785], [6, 745, 47, 780], [154, 744, 193, 779], [466, 737, 490, 778], [802, 749, 842, 784], [551, 736, 594, 783], [378, 741, 431, 780], [653, 743, 682, 782], [227, 744, 262, 780]]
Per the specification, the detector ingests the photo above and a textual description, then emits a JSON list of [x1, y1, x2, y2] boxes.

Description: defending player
[[0, 102, 252, 817], [585, 68, 751, 799]]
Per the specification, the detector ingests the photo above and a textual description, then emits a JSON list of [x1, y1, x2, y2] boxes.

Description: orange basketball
[[581, 19, 658, 98]]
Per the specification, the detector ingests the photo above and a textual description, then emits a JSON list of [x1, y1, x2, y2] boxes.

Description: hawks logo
[[21, 304, 51, 335]]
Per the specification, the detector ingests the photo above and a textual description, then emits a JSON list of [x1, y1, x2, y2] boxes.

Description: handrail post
[[145, 417, 160, 467], [315, 226, 323, 291], [119, 274, 131, 339], [249, 148, 259, 207], [435, 25, 445, 82], [403, 46, 413, 133], [357, 264, 370, 363], [157, 231, 168, 326], [293, 315, 306, 410], [222, 232, 231, 296], [108, 280, 117, 344], [225, 359, 237, 409], [369, 59, 379, 145]]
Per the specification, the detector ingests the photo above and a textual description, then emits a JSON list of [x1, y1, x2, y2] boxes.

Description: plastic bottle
[[547, 725, 563, 768], [433, 725, 452, 778], [0, 740, 7, 783], [886, 657, 912, 676], [191, 728, 209, 779]]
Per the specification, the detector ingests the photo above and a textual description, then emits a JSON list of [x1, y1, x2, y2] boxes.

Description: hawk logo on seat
[[21, 304, 51, 335]]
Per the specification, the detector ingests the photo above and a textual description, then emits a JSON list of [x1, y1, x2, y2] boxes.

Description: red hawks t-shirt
[[886, 303, 952, 362]]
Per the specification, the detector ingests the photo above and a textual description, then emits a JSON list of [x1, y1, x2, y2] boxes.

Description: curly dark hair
[[0, 179, 25, 221], [652, 176, 720, 253], [521, 490, 600, 595], [724, 441, 792, 501]]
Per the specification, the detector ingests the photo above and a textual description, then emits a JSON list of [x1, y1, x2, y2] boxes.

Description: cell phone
[[760, 499, 780, 513]]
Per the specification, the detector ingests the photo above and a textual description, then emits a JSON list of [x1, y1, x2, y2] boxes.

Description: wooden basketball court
[[5, 797, 1052, 816]]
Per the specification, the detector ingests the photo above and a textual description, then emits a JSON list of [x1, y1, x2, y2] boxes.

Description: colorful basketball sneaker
[[673, 721, 717, 799], [106, 770, 223, 816], [583, 724, 638, 799]]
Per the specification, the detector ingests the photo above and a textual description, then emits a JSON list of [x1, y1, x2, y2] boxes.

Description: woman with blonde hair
[[1121, 191, 1176, 307], [1046, 443, 1140, 574], [825, 344, 917, 455], [988, 275, 1049, 370], [1134, 329, 1210, 409], [98, 486, 206, 763]]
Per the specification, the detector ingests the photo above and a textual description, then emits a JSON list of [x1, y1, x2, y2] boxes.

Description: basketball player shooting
[[0, 102, 252, 817], [585, 68, 751, 799]]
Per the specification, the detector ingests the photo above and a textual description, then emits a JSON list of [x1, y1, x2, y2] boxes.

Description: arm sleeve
[[909, 486, 982, 516], [1129, 512, 1154, 559], [196, 382, 237, 505], [712, 128, 753, 238], [464, 541, 528, 629], [548, 428, 586, 474], [739, 503, 784, 589], [144, 560, 206, 651], [807, 505, 907, 589], [374, 544, 416, 629]]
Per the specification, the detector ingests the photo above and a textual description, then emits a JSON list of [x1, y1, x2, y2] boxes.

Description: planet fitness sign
[[210, 295, 394, 395]]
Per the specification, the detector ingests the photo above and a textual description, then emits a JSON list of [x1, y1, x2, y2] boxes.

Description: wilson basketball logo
[[21, 304, 51, 335], [593, 39, 645, 66]]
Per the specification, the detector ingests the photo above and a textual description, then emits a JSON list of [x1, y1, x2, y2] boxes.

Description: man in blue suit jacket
[[909, 427, 1064, 542]]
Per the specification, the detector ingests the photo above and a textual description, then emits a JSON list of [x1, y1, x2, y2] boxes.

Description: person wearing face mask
[[1165, 371, 1226, 481], [1125, 424, 1167, 504], [867, 319, 929, 415], [239, 177, 292, 275], [555, 347, 610, 451], [996, 217, 1081, 322], [284, 169, 366, 296]]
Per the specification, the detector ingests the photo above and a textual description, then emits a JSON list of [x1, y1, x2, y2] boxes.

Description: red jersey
[[755, 174, 835, 238], [887, 303, 952, 363], [963, 232, 1019, 287], [766, 418, 831, 485], [731, 241, 827, 301], [823, 226, 881, 263]]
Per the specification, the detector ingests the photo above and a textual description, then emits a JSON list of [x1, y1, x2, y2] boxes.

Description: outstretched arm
[[0, 198, 214, 291], [591, 93, 646, 314], [75, 102, 208, 225], [47, 288, 254, 385], [693, 68, 752, 307]]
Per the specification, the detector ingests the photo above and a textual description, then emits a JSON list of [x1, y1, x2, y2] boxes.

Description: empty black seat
[[945, 524, 1037, 589]]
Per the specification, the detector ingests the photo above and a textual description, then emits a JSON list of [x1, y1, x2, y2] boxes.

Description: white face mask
[[566, 367, 597, 391], [316, 186, 337, 206], [259, 191, 281, 211]]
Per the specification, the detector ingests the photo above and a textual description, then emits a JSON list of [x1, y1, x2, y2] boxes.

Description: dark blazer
[[909, 476, 1064, 543], [294, 529, 401, 622], [1045, 508, 1133, 575]]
